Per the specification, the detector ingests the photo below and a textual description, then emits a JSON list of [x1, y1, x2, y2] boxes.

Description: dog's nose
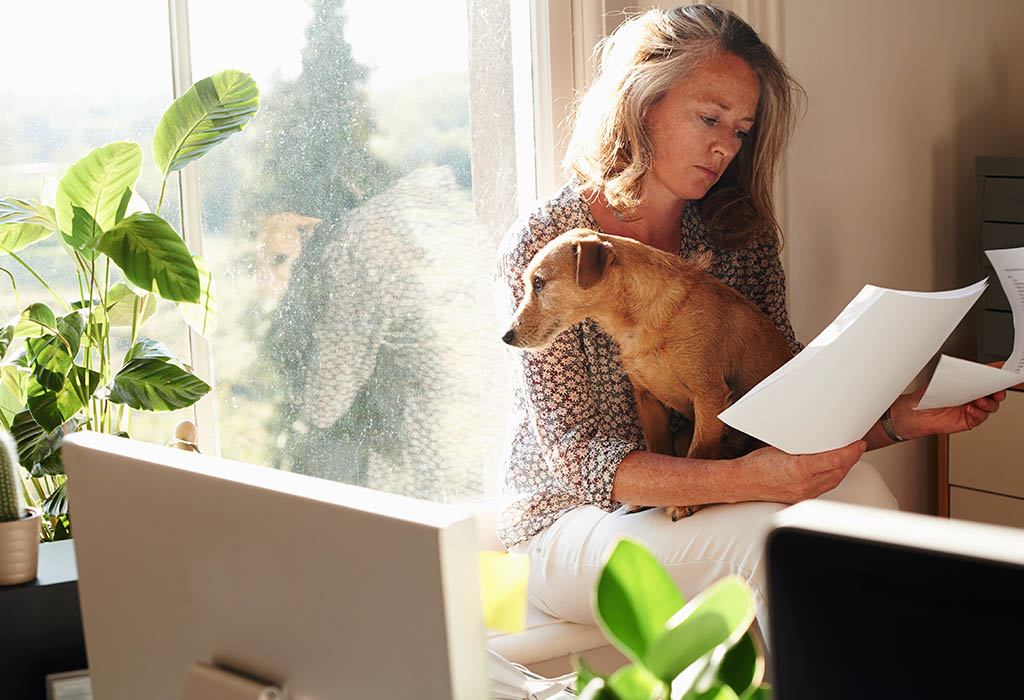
[[501, 328, 516, 345]]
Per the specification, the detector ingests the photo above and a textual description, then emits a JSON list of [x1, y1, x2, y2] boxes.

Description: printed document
[[915, 246, 1024, 410], [718, 280, 987, 454]]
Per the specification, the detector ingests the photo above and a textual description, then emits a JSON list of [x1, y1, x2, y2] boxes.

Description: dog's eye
[[532, 276, 545, 293]]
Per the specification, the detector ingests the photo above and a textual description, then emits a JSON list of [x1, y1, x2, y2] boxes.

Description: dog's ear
[[575, 237, 615, 289]]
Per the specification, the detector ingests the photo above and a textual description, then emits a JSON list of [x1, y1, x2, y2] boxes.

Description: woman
[[494, 5, 1003, 640]]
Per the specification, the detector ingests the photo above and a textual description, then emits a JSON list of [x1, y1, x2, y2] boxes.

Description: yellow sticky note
[[478, 550, 529, 633]]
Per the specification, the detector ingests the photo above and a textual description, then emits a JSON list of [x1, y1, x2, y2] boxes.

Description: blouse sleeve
[[748, 232, 804, 355], [496, 220, 641, 511]]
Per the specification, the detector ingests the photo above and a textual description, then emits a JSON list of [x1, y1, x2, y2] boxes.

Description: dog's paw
[[623, 504, 651, 514], [666, 506, 691, 521]]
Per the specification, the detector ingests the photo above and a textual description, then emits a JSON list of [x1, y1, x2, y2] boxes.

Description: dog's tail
[[686, 249, 714, 271]]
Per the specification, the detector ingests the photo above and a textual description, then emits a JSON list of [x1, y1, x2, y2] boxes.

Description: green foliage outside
[[578, 539, 771, 700], [253, 0, 395, 220]]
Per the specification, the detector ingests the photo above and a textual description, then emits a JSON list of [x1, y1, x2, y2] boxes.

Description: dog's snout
[[501, 328, 516, 345]]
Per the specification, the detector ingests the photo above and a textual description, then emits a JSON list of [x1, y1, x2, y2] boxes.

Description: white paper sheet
[[718, 280, 987, 455], [986, 246, 1024, 373], [914, 246, 1024, 410], [914, 354, 1021, 410]]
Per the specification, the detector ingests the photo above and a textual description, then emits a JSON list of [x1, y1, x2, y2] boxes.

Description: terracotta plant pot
[[0, 508, 42, 585]]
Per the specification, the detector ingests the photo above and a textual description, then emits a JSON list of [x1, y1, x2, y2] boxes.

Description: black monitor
[[766, 500, 1024, 699]]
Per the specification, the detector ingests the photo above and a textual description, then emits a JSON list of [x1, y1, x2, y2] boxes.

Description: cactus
[[0, 431, 26, 522]]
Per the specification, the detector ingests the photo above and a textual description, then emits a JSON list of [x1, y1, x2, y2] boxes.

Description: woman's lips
[[696, 166, 719, 180]]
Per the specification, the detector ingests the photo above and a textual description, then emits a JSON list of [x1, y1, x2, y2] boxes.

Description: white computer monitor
[[63, 431, 488, 700], [766, 500, 1024, 699]]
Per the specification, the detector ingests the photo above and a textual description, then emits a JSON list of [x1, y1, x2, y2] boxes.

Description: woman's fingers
[[810, 440, 866, 474]]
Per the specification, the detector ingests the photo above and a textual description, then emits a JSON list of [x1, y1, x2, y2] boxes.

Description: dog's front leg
[[634, 386, 674, 455], [622, 386, 674, 516], [686, 387, 730, 461]]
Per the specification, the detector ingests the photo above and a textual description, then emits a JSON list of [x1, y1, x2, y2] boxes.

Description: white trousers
[[510, 460, 899, 646]]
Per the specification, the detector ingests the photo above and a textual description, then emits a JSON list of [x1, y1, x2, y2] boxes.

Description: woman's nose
[[712, 134, 739, 160]]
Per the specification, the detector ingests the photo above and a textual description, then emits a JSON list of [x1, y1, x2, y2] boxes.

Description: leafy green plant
[[0, 69, 260, 540], [576, 539, 771, 700]]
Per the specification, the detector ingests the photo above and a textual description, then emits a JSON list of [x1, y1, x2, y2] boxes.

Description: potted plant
[[0, 69, 260, 541], [576, 539, 771, 700], [0, 429, 41, 584]]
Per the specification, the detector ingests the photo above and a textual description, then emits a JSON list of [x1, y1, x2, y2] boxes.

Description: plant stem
[[156, 178, 168, 216], [0, 265, 21, 311], [5, 250, 70, 311]]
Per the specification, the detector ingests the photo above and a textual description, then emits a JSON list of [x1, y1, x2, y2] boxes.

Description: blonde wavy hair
[[566, 4, 804, 247]]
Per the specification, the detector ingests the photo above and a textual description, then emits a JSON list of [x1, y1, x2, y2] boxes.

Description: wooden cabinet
[[938, 158, 1024, 527], [976, 157, 1024, 363], [939, 388, 1024, 527]]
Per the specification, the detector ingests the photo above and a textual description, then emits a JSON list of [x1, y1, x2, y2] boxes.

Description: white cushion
[[461, 500, 612, 665], [486, 602, 611, 666]]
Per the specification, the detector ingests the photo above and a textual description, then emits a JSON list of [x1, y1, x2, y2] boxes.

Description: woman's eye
[[532, 277, 545, 293], [736, 130, 750, 142], [701, 115, 718, 127]]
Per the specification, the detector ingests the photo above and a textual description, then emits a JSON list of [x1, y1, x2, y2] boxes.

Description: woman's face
[[643, 51, 760, 204]]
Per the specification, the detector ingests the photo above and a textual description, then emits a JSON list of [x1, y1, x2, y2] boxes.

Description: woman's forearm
[[611, 440, 867, 508], [610, 450, 749, 506]]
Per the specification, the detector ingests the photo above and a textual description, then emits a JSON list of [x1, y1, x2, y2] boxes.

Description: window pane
[[190, 0, 515, 502], [0, 2, 190, 448]]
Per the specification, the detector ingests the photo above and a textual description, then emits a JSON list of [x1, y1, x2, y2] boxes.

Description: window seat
[[466, 501, 628, 677]]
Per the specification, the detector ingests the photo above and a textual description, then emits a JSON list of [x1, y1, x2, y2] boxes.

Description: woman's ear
[[575, 236, 615, 289]]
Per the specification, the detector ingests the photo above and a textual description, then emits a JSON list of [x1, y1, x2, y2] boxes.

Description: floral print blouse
[[494, 182, 801, 547]]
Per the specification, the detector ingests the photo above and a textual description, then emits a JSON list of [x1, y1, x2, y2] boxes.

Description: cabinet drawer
[[984, 177, 1024, 223], [949, 390, 1024, 498], [980, 309, 1013, 358], [983, 267, 1010, 311], [982, 222, 1024, 250], [949, 487, 1024, 528]]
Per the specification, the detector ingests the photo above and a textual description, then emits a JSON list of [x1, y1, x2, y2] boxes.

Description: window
[[2, 0, 546, 505]]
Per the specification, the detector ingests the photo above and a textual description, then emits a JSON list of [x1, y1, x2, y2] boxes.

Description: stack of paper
[[915, 248, 1024, 409], [718, 247, 1024, 455]]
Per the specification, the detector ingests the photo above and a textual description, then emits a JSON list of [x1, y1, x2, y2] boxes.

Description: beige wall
[[782, 0, 1024, 512]]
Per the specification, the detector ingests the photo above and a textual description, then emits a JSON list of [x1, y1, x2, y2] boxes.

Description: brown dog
[[502, 228, 792, 502]]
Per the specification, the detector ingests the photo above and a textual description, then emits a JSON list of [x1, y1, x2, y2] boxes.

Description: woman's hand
[[732, 440, 867, 504], [889, 361, 1008, 441]]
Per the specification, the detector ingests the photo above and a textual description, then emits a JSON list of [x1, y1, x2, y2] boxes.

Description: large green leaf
[[595, 539, 687, 663], [0, 197, 58, 252], [42, 478, 68, 517], [716, 633, 764, 699], [176, 254, 217, 335], [578, 678, 622, 700], [12, 303, 57, 338], [55, 141, 142, 258], [27, 365, 98, 432], [109, 338, 210, 411], [153, 69, 260, 177], [606, 665, 665, 700], [95, 213, 200, 303], [25, 310, 85, 393], [645, 576, 757, 684], [689, 686, 740, 700], [9, 408, 76, 475], [104, 283, 158, 327], [0, 325, 14, 360], [0, 364, 29, 426], [575, 656, 604, 695]]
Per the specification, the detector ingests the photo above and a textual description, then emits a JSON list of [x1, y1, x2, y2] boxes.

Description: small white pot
[[0, 507, 42, 585]]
